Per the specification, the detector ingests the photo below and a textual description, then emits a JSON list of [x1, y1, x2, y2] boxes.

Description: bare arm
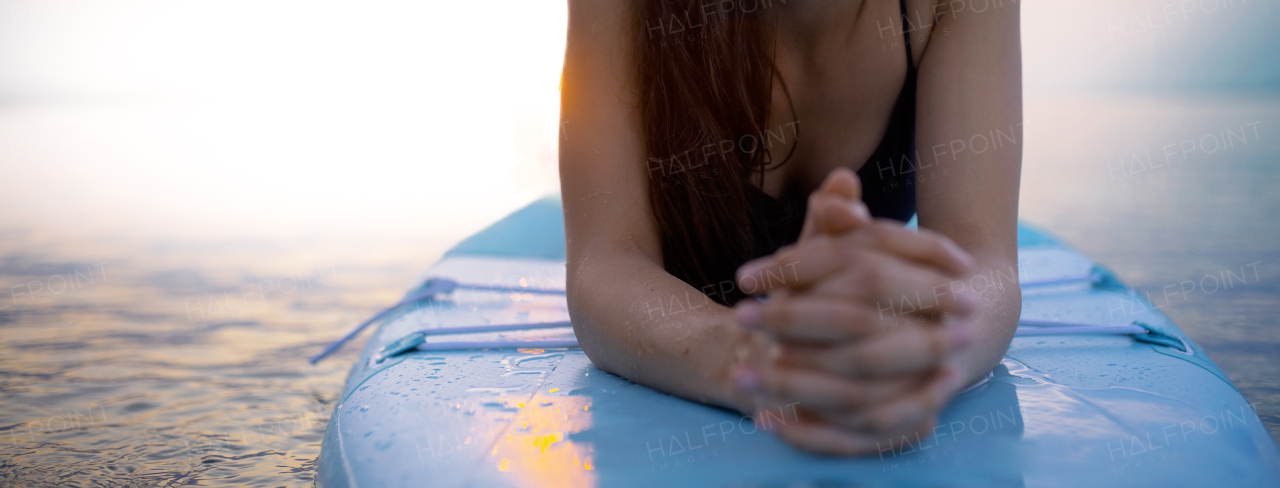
[[559, 0, 757, 412], [915, 0, 1023, 385]]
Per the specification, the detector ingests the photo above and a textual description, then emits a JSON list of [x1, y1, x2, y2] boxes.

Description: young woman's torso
[[757, 0, 941, 199]]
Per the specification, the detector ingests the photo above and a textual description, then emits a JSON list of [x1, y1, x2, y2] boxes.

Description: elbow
[[563, 237, 663, 379], [564, 270, 626, 378], [566, 306, 630, 380]]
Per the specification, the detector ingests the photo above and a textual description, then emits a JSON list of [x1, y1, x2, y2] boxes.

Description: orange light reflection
[[490, 394, 595, 488]]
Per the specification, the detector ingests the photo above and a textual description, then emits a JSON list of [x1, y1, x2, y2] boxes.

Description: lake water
[[1021, 90, 1280, 444], [1, 91, 1277, 486]]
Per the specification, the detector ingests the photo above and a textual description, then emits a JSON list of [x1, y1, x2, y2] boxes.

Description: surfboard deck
[[315, 195, 1280, 488]]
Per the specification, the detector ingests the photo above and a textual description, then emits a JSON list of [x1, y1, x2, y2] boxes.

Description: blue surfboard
[[315, 195, 1280, 487]]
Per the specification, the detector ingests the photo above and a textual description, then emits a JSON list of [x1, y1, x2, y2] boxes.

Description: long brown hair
[[635, 0, 795, 305]]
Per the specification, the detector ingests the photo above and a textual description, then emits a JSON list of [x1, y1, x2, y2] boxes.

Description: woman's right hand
[[728, 168, 979, 455]]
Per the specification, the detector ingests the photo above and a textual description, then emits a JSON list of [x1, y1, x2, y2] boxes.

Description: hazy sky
[[0, 0, 1275, 241]]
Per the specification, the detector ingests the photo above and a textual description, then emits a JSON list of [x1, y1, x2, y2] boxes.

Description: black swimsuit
[[748, 0, 919, 259]]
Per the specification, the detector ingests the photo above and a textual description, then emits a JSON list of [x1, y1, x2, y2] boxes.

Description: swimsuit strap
[[898, 0, 916, 72]]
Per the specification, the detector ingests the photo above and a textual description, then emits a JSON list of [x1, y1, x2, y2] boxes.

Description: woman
[[559, 0, 1021, 455]]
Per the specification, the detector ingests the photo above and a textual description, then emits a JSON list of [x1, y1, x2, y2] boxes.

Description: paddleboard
[[314, 195, 1280, 487]]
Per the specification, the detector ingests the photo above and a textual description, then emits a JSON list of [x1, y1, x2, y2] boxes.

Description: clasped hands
[[729, 168, 979, 456]]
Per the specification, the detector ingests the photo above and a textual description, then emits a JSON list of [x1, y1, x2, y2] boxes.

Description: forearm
[[566, 240, 763, 413]]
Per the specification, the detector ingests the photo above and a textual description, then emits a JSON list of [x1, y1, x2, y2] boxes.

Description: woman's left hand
[[731, 230, 979, 454], [728, 168, 981, 455]]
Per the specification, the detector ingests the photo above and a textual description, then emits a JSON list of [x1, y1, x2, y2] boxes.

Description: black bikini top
[[749, 0, 919, 260]]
